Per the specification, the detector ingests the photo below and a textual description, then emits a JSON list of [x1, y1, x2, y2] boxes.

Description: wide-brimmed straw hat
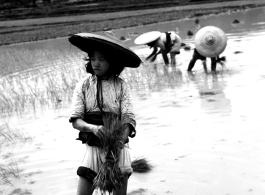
[[69, 32, 142, 68], [195, 26, 227, 58], [134, 31, 161, 45]]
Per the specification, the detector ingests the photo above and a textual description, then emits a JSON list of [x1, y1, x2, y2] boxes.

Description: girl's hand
[[93, 125, 105, 140]]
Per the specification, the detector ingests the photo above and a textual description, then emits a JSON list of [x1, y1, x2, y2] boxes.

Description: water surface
[[1, 7, 265, 195]]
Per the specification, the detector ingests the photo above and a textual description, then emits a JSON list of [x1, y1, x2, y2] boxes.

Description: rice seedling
[[0, 160, 21, 185], [92, 114, 154, 193], [7, 188, 32, 195], [93, 114, 126, 193], [0, 123, 32, 152], [131, 157, 153, 173], [0, 123, 33, 188], [0, 48, 85, 117], [0, 44, 190, 119], [0, 123, 30, 143]]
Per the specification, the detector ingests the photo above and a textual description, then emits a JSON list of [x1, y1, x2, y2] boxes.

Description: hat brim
[[134, 31, 161, 45], [69, 32, 142, 68], [195, 26, 227, 58]]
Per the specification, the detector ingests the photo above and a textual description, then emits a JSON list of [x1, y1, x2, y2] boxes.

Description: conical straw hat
[[134, 31, 161, 45], [195, 26, 227, 58], [69, 32, 142, 68]]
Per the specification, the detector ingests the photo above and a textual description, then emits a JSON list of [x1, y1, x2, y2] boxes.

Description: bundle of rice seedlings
[[131, 158, 153, 173], [93, 114, 126, 193]]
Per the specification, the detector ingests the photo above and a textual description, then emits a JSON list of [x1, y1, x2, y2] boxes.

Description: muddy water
[[1, 7, 265, 195]]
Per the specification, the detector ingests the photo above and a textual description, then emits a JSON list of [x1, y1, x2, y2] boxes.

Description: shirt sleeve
[[69, 79, 86, 123], [120, 80, 137, 137], [175, 33, 182, 44]]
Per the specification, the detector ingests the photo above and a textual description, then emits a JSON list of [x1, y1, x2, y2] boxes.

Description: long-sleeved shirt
[[69, 74, 136, 137]]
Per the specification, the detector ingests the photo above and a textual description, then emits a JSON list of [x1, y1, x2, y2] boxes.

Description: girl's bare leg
[[76, 177, 94, 195]]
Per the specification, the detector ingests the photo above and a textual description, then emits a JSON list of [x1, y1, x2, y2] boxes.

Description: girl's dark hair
[[84, 49, 125, 76]]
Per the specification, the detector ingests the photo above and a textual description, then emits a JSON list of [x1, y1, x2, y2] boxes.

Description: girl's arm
[[69, 77, 105, 139], [72, 118, 105, 139], [121, 124, 131, 144], [120, 81, 137, 140]]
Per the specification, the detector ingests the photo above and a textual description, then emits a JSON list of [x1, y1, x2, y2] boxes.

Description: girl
[[69, 32, 141, 195]]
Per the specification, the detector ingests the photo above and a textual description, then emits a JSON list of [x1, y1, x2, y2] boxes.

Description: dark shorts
[[77, 166, 97, 184], [193, 49, 206, 60], [77, 166, 131, 183]]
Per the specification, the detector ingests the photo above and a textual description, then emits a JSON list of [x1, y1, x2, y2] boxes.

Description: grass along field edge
[[1, 1, 265, 45]]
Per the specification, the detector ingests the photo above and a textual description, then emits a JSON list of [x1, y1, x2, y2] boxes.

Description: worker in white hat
[[187, 49, 221, 72], [187, 26, 227, 72], [135, 31, 182, 66]]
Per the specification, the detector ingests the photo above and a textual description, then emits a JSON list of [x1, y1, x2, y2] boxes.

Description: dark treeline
[[0, 0, 51, 7], [0, 0, 239, 21]]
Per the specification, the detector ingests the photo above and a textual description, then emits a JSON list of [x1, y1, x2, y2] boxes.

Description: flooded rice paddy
[[1, 6, 265, 195]]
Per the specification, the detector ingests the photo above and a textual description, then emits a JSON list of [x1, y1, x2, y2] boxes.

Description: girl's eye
[[91, 57, 105, 62], [98, 59, 106, 62]]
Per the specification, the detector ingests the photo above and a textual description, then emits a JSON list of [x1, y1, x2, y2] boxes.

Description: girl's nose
[[94, 59, 100, 66]]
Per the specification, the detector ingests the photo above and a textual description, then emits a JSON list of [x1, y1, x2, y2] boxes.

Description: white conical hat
[[134, 31, 161, 45], [195, 26, 227, 58]]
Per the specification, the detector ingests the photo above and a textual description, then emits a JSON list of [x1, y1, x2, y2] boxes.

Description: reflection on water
[[187, 72, 232, 116], [1, 6, 265, 195]]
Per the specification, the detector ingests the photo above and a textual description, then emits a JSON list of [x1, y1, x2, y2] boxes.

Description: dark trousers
[[187, 49, 217, 71]]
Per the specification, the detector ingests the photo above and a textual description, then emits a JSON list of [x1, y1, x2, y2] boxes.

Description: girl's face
[[91, 51, 110, 78]]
